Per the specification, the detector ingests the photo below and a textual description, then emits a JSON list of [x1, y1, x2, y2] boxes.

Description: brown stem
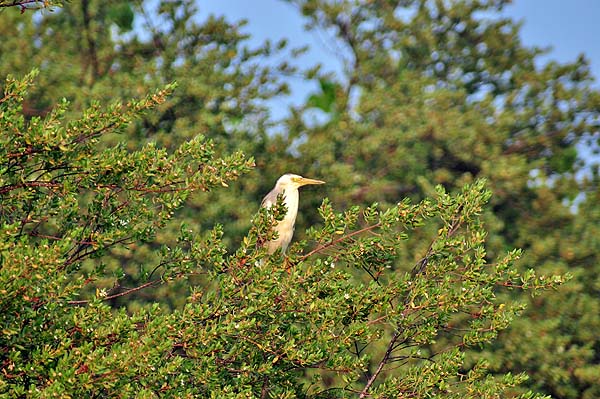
[[67, 279, 161, 305], [359, 331, 400, 398], [0, 181, 62, 195], [358, 207, 465, 397], [260, 375, 269, 399], [81, 0, 100, 84], [299, 222, 381, 261], [0, 0, 43, 9]]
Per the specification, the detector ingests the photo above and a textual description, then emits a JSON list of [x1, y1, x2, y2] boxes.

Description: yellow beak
[[298, 177, 325, 186]]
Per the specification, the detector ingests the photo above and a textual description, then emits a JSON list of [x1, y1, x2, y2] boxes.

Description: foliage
[[280, 1, 600, 397], [1, 0, 599, 397], [0, 73, 565, 397], [0, 0, 297, 310], [0, 0, 63, 13]]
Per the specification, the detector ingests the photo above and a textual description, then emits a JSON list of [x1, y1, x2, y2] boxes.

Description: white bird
[[261, 173, 325, 254]]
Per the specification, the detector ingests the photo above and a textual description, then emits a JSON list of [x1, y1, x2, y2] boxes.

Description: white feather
[[261, 174, 324, 254]]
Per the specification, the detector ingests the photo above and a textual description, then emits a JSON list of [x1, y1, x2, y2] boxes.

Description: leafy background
[[1, 1, 599, 397]]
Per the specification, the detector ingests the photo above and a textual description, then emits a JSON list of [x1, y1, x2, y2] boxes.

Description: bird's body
[[261, 174, 325, 254]]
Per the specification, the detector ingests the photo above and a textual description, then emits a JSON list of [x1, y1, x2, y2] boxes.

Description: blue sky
[[505, 0, 600, 79], [198, 0, 600, 169], [199, 0, 600, 109]]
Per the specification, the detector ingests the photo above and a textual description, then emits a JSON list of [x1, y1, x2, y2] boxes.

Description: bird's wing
[[261, 188, 280, 208]]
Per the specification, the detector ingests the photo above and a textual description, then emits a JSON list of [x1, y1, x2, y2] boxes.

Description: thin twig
[[299, 222, 381, 261], [359, 331, 400, 398], [67, 279, 161, 305], [358, 206, 465, 397], [0, 0, 43, 9]]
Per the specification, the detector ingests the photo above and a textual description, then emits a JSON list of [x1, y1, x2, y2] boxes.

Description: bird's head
[[276, 173, 325, 189]]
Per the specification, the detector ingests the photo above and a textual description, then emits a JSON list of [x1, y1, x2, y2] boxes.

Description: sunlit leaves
[[1, 76, 566, 398], [0, 73, 254, 397]]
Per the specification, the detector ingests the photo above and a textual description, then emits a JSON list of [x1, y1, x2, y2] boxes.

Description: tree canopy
[[1, 1, 599, 398]]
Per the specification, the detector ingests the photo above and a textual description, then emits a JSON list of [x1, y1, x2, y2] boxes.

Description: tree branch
[[299, 222, 381, 261], [67, 279, 162, 305], [81, 0, 100, 83], [358, 206, 465, 397], [0, 0, 49, 10], [358, 331, 400, 398]]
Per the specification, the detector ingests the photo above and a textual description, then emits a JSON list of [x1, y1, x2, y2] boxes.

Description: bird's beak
[[298, 177, 325, 186]]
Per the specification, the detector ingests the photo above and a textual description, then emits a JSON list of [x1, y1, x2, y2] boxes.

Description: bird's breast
[[281, 188, 299, 223]]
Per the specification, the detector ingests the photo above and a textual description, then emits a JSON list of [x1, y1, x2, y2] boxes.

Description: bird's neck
[[282, 186, 299, 222]]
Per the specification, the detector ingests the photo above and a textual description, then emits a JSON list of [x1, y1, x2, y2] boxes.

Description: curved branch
[[299, 222, 381, 261], [0, 0, 45, 9], [67, 279, 162, 305]]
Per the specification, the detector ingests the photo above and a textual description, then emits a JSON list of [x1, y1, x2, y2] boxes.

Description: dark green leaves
[[2, 0, 594, 397], [107, 2, 134, 31], [307, 79, 340, 114]]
